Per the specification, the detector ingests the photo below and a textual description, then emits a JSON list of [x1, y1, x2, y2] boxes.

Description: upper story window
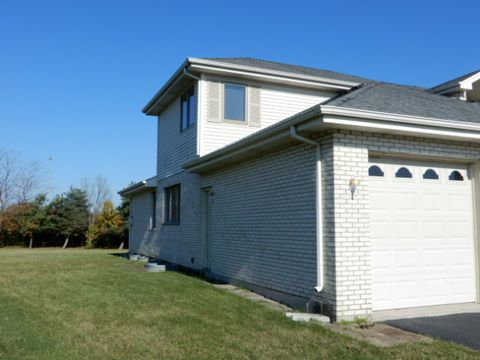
[[224, 83, 246, 122], [180, 87, 196, 131]]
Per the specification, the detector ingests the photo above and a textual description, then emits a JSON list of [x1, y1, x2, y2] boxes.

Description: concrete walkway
[[213, 284, 292, 312], [213, 283, 431, 348]]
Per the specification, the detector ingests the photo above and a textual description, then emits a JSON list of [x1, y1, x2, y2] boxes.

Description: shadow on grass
[[111, 252, 228, 284], [110, 252, 129, 259]]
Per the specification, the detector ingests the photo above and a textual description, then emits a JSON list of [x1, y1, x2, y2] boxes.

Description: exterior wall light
[[349, 178, 360, 199]]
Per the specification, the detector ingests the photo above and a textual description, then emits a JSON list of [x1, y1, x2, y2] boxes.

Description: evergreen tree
[[55, 187, 89, 248]]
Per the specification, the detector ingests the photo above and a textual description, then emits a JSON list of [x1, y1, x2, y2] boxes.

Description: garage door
[[369, 159, 477, 311]]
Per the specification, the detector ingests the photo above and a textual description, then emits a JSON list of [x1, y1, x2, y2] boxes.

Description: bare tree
[[0, 149, 18, 213], [81, 175, 112, 224], [0, 149, 47, 236], [17, 161, 46, 203]]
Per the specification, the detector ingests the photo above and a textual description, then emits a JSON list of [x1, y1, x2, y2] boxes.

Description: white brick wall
[[328, 130, 480, 320], [137, 171, 204, 270], [195, 129, 480, 320], [201, 142, 318, 299]]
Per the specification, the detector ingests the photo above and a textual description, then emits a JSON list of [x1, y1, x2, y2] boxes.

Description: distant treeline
[[0, 148, 129, 248]]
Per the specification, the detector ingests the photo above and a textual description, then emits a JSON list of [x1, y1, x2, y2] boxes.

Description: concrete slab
[[372, 302, 480, 322], [286, 312, 330, 323]]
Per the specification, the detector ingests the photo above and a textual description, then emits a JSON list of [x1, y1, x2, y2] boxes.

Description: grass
[[0, 248, 478, 359]]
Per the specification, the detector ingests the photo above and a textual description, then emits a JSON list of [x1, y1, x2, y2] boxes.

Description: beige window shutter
[[248, 86, 261, 127], [207, 80, 221, 122]]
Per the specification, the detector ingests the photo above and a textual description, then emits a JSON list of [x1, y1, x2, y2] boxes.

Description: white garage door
[[369, 159, 477, 311]]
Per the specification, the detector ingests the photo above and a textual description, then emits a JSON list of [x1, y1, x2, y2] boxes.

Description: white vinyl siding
[[199, 77, 333, 155]]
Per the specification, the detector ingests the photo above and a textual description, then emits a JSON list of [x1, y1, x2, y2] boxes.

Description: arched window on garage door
[[449, 170, 464, 181], [423, 169, 439, 180], [395, 167, 412, 178], [368, 165, 384, 177]]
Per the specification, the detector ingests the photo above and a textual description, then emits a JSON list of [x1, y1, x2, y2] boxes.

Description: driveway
[[385, 313, 480, 350]]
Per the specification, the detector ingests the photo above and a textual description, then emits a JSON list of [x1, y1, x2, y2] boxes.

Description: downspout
[[184, 68, 203, 156], [289, 126, 323, 293]]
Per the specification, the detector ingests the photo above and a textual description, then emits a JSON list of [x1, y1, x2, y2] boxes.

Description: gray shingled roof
[[202, 57, 480, 123], [202, 57, 370, 84], [429, 70, 480, 93], [326, 82, 480, 123]]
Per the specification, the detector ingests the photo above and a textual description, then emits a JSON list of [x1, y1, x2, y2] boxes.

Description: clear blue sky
[[1, 0, 478, 202]]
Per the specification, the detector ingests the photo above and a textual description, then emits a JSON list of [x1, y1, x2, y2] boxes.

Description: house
[[119, 57, 480, 321]]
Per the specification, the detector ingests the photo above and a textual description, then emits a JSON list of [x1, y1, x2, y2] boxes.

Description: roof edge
[[142, 57, 363, 115], [184, 104, 480, 173], [118, 176, 157, 196]]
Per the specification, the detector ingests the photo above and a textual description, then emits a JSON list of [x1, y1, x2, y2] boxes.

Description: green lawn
[[0, 249, 477, 360]]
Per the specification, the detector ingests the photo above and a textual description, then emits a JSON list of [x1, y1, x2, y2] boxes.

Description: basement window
[[164, 184, 181, 224]]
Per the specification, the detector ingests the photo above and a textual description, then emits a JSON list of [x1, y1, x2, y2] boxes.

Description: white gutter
[[188, 58, 361, 88], [320, 105, 480, 131], [289, 126, 323, 293], [183, 68, 200, 81], [189, 64, 356, 91]]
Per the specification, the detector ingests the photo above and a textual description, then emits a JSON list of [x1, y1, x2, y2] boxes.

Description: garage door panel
[[422, 221, 445, 239], [423, 249, 447, 268], [370, 160, 476, 311], [392, 221, 417, 239], [370, 221, 389, 239], [392, 192, 417, 210], [448, 194, 470, 209], [372, 249, 392, 271], [395, 249, 419, 270], [422, 194, 444, 211], [447, 221, 473, 238]]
